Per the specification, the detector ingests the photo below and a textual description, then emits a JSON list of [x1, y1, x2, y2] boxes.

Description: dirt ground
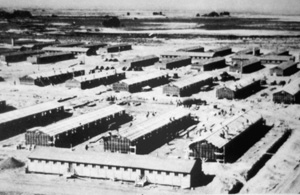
[[1, 17, 300, 194]]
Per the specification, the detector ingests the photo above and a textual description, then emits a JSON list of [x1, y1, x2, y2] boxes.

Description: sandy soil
[[1, 34, 300, 194]]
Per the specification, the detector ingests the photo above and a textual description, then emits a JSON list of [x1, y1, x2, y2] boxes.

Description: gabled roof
[[225, 75, 262, 91], [209, 46, 231, 52], [106, 44, 131, 49], [267, 49, 289, 56], [129, 55, 159, 63], [121, 108, 190, 141], [260, 55, 294, 61], [189, 110, 262, 148], [1, 50, 45, 57], [236, 47, 260, 55], [121, 72, 167, 86], [36, 52, 73, 58], [194, 57, 225, 66], [161, 51, 216, 58], [165, 56, 191, 64], [28, 146, 197, 174], [231, 54, 259, 61], [43, 47, 90, 53], [70, 70, 122, 82], [0, 101, 63, 125], [177, 45, 204, 52], [24, 67, 85, 79], [270, 61, 298, 71], [36, 105, 125, 137], [168, 73, 212, 89], [274, 77, 300, 96]]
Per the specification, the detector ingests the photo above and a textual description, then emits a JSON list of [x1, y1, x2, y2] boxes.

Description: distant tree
[[207, 11, 219, 17], [12, 10, 32, 18], [196, 13, 200, 17], [51, 14, 58, 18], [102, 17, 121, 27], [220, 11, 230, 16], [127, 12, 130, 16]]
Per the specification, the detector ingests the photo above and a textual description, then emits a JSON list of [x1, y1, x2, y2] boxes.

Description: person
[[85, 145, 89, 150]]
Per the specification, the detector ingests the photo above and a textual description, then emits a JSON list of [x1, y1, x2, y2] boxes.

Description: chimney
[[11, 38, 15, 46], [253, 47, 255, 55]]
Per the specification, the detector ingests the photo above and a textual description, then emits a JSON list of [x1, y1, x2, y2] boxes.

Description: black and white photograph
[[0, 0, 300, 194]]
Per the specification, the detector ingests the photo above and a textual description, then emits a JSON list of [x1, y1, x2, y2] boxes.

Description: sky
[[0, 0, 300, 15]]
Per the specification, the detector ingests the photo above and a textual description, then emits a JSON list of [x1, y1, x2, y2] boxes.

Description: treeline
[[0, 10, 33, 19], [196, 11, 230, 17]]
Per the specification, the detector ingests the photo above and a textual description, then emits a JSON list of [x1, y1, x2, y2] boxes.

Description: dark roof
[[28, 147, 197, 173]]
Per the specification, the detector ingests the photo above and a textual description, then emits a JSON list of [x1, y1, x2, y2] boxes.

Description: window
[[175, 173, 179, 176]]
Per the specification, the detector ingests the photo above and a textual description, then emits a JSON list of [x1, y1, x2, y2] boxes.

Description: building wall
[[113, 75, 168, 93], [113, 82, 130, 92], [189, 141, 223, 162], [165, 58, 192, 69], [216, 87, 235, 99], [130, 57, 159, 68], [1, 106, 65, 141], [104, 115, 193, 154], [273, 91, 296, 104], [28, 110, 127, 148], [189, 118, 264, 163], [28, 158, 192, 188], [164, 78, 213, 97], [66, 72, 125, 90]]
